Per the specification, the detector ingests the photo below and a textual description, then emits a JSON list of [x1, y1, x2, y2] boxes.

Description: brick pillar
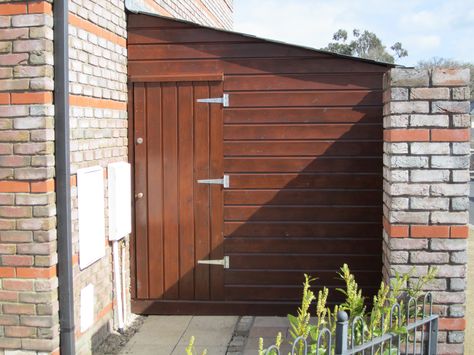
[[0, 1, 59, 353], [383, 68, 470, 354]]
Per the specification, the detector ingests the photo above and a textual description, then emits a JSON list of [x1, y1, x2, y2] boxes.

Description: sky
[[234, 0, 474, 66]]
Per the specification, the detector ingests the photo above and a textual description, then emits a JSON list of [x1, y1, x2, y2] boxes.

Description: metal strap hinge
[[198, 256, 229, 269], [196, 93, 229, 107], [197, 175, 229, 188]]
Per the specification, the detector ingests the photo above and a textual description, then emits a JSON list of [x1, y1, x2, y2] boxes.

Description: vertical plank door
[[133, 80, 224, 304]]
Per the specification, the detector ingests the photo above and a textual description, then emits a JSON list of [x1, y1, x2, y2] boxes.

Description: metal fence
[[265, 293, 439, 355]]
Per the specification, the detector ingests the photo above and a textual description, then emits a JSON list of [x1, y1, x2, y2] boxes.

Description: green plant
[[288, 274, 316, 355], [185, 336, 207, 355], [281, 264, 437, 355], [259, 332, 283, 355]]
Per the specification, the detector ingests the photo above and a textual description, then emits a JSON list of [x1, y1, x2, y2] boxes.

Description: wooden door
[[132, 80, 224, 304]]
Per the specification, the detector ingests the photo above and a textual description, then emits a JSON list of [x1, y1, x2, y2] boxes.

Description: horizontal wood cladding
[[226, 174, 382, 189], [224, 157, 381, 173], [129, 13, 385, 311], [224, 206, 381, 221], [129, 28, 258, 44], [224, 124, 382, 140], [227, 91, 382, 107], [129, 58, 387, 77], [224, 74, 383, 91], [223, 141, 382, 156], [224, 107, 382, 124], [224, 190, 381, 205], [128, 42, 324, 59]]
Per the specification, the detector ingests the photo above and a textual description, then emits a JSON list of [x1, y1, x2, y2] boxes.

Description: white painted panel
[[78, 166, 106, 269], [108, 162, 132, 241], [80, 284, 94, 332]]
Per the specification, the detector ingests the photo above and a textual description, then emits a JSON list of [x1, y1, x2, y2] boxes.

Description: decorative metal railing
[[265, 293, 439, 355]]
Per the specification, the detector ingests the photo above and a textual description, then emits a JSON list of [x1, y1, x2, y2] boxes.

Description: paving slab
[[242, 316, 290, 354], [119, 315, 237, 355]]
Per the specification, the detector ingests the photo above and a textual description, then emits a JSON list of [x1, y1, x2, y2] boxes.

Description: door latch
[[198, 256, 229, 269], [196, 93, 229, 107], [197, 175, 229, 188]]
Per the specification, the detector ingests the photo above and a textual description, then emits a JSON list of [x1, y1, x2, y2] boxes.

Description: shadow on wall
[[131, 56, 386, 314]]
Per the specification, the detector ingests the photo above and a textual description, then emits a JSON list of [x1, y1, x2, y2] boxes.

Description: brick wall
[[68, 0, 128, 352], [383, 68, 471, 354], [0, 1, 59, 353], [0, 0, 233, 354], [131, 0, 233, 29]]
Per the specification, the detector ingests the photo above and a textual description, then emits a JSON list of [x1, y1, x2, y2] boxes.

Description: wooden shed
[[127, 12, 394, 315]]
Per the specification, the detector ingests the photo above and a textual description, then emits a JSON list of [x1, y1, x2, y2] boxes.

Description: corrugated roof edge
[[125, 1, 404, 68]]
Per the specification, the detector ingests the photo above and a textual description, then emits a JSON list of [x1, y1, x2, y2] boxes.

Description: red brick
[[2, 279, 34, 291], [0, 3, 27, 15], [451, 225, 469, 239], [384, 129, 430, 142], [28, 1, 52, 14], [97, 301, 113, 320], [411, 225, 450, 238], [1, 254, 34, 266], [30, 179, 54, 192], [0, 266, 16, 277], [0, 181, 29, 193], [0, 93, 10, 104], [431, 129, 470, 142], [17, 266, 56, 278], [11, 91, 53, 104], [439, 317, 465, 330], [3, 303, 35, 315], [383, 218, 409, 237], [69, 94, 127, 110]]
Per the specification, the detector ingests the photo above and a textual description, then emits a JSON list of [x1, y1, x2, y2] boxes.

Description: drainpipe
[[54, 0, 76, 354]]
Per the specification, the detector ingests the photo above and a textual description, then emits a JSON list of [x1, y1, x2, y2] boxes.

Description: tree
[[321, 29, 408, 64], [416, 57, 473, 100]]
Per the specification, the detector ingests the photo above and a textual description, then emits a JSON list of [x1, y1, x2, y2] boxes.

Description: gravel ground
[[93, 315, 146, 354]]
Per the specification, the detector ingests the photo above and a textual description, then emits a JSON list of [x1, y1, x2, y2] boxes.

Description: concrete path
[[120, 316, 238, 355]]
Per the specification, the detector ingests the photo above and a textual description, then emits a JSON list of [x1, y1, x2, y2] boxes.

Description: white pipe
[[121, 240, 127, 325], [113, 240, 124, 331]]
